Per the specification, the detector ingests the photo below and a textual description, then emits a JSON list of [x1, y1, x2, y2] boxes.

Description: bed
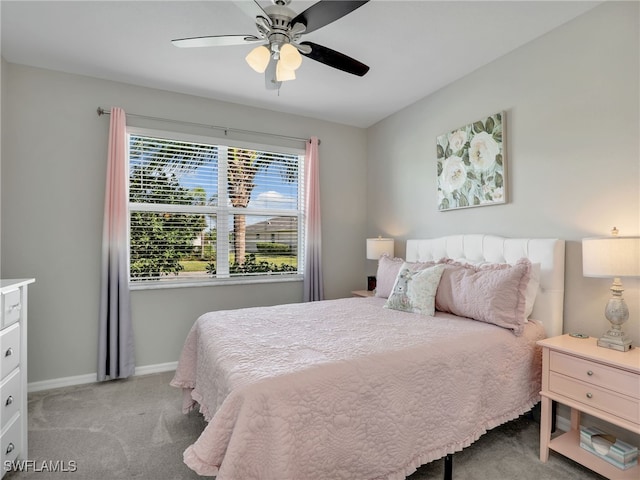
[[171, 234, 565, 479]]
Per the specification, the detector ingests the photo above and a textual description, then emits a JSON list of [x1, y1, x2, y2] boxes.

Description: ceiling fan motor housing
[[263, 3, 301, 58]]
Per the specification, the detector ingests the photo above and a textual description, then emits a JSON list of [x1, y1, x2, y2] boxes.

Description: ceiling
[[1, 1, 601, 128]]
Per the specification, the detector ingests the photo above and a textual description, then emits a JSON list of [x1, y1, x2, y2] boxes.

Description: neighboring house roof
[[245, 216, 297, 234]]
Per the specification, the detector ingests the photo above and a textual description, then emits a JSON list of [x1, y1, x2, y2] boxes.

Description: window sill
[[129, 274, 304, 291]]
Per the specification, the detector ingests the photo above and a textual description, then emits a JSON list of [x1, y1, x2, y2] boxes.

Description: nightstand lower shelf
[[549, 428, 639, 479]]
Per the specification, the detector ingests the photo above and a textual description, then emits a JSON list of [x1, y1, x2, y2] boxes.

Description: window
[[127, 128, 304, 286]]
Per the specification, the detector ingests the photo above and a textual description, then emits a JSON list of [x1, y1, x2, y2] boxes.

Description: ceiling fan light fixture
[[245, 45, 271, 73], [279, 43, 302, 71], [276, 60, 296, 81]]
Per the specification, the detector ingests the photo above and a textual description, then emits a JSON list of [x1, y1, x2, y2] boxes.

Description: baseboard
[[134, 361, 178, 377], [27, 361, 178, 393]]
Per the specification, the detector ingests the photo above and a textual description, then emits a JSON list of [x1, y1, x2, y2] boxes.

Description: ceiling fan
[[172, 0, 370, 90]]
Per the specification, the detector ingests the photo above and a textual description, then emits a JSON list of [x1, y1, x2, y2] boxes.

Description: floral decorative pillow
[[375, 255, 437, 298], [384, 263, 446, 316]]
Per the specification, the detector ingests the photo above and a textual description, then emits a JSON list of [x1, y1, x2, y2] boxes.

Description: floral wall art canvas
[[436, 112, 506, 211]]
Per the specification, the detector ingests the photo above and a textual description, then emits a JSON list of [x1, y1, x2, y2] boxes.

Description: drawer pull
[[5, 443, 14, 454], [586, 392, 593, 399], [587, 370, 593, 376], [5, 396, 13, 406], [8, 304, 21, 313], [5, 347, 13, 357]]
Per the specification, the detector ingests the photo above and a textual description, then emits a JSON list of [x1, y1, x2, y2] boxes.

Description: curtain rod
[[96, 107, 319, 145]]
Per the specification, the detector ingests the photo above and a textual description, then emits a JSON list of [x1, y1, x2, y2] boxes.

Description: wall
[[2, 1, 638, 386], [1, 66, 367, 383], [0, 52, 3, 270], [0, 10, 3, 269], [367, 1, 639, 344]]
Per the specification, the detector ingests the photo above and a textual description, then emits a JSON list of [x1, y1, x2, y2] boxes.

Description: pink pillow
[[374, 255, 404, 298], [435, 258, 532, 335]]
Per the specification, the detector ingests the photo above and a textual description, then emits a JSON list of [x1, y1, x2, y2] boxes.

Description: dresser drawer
[[1, 289, 21, 329], [0, 369, 20, 431], [0, 415, 21, 472], [550, 351, 640, 399], [0, 324, 20, 380], [549, 372, 640, 425]]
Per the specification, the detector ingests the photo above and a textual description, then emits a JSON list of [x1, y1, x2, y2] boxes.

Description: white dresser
[[0, 279, 34, 478]]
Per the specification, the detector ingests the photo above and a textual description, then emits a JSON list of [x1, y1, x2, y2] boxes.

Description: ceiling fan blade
[[291, 0, 369, 34], [299, 41, 369, 77], [234, 0, 270, 23], [264, 58, 282, 90], [172, 35, 260, 48]]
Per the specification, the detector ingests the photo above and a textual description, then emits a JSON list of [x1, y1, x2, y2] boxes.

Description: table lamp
[[366, 237, 395, 261], [366, 237, 394, 291], [582, 227, 640, 351]]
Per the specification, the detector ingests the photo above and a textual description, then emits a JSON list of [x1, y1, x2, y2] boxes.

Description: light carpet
[[4, 371, 605, 479]]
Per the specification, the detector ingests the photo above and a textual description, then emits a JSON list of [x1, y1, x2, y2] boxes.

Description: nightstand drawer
[[550, 350, 640, 399], [549, 372, 640, 425], [0, 324, 20, 380]]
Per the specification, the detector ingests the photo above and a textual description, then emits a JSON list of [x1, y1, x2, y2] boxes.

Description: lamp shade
[[279, 43, 302, 70], [366, 237, 395, 260], [582, 236, 640, 278], [245, 45, 271, 73], [276, 60, 296, 81]]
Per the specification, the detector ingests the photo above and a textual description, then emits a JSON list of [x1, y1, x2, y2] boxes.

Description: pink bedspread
[[171, 297, 545, 479]]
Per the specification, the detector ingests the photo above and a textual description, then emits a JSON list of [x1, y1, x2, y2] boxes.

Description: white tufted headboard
[[406, 235, 565, 337]]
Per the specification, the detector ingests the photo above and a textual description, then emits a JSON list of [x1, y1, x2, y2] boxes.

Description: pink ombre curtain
[[303, 136, 324, 302], [98, 107, 135, 381]]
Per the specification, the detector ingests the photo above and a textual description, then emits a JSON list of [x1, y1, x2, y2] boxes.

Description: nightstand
[[351, 290, 374, 298], [538, 334, 640, 479]]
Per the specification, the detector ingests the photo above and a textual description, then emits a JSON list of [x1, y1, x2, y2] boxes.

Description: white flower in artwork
[[442, 156, 466, 192], [469, 131, 500, 170], [481, 186, 504, 203], [491, 187, 504, 201], [448, 130, 467, 152]]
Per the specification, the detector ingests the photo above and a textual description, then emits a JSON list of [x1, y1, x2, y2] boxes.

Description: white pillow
[[384, 263, 446, 316], [524, 263, 541, 319]]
